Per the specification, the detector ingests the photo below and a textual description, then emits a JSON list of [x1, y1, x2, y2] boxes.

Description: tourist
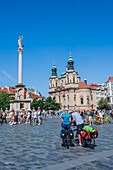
[[32, 110, 37, 125], [89, 111, 93, 125], [0, 112, 3, 124], [26, 110, 31, 123], [37, 108, 41, 125], [72, 110, 84, 146], [60, 108, 74, 147], [2, 112, 7, 123], [20, 110, 24, 123], [14, 112, 18, 124], [10, 110, 15, 125], [99, 110, 103, 124]]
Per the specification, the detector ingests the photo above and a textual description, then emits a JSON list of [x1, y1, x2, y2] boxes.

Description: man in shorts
[[72, 110, 84, 146]]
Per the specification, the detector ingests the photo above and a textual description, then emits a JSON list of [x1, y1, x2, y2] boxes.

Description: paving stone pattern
[[0, 117, 113, 170]]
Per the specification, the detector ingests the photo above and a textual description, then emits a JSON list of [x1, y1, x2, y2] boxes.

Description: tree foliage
[[98, 98, 110, 110], [0, 91, 14, 111], [31, 97, 60, 111]]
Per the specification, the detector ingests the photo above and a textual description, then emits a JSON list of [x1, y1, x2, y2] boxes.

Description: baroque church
[[49, 53, 96, 111]]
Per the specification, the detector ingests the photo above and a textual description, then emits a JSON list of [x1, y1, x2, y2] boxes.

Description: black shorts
[[77, 124, 84, 134]]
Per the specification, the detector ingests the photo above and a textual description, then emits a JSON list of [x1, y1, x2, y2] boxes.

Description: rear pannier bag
[[93, 129, 98, 138]]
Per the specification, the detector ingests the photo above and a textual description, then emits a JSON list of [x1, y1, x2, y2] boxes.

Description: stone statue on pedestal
[[26, 90, 30, 99], [15, 89, 19, 100]]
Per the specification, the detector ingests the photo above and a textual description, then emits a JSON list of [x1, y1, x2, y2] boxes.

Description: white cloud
[[2, 70, 16, 83]]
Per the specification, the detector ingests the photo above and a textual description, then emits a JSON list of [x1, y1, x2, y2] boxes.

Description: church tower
[[67, 52, 74, 71], [51, 63, 57, 78], [49, 62, 58, 89]]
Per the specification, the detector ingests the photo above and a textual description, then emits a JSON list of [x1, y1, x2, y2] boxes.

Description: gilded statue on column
[[18, 36, 23, 49]]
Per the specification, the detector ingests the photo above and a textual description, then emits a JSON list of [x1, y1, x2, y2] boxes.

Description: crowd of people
[[0, 108, 42, 125], [59, 109, 113, 125]]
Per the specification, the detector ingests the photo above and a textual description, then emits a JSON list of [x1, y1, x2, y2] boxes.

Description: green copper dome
[[51, 63, 57, 78], [67, 52, 74, 71]]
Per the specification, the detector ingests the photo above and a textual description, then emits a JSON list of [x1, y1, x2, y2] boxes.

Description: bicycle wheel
[[85, 136, 95, 149], [66, 132, 69, 149]]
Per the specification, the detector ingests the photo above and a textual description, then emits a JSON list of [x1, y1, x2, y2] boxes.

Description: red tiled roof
[[90, 83, 99, 86], [78, 82, 90, 88], [9, 87, 16, 95], [108, 77, 113, 82], [0, 86, 43, 98], [29, 92, 43, 99], [0, 88, 9, 94]]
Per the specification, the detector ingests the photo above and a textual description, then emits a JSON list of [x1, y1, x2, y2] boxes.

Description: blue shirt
[[61, 113, 71, 125]]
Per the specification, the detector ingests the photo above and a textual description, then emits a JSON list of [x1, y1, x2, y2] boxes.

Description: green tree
[[98, 98, 110, 110], [31, 97, 61, 111], [31, 98, 44, 111], [0, 91, 14, 111], [44, 97, 60, 110]]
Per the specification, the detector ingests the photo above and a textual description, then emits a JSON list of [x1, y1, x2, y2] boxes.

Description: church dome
[[51, 63, 57, 78], [67, 52, 74, 71]]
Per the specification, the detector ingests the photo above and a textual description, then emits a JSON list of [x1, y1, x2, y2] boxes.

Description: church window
[[56, 81, 57, 87], [64, 105, 65, 109], [73, 77, 75, 83], [61, 80, 63, 86], [67, 95, 69, 101], [74, 95, 76, 101], [87, 98, 89, 105], [81, 98, 83, 104], [59, 96, 60, 102], [67, 75, 69, 84], [91, 96, 93, 101], [68, 105, 69, 109]]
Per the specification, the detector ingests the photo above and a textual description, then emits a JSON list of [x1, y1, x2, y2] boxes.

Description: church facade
[[49, 53, 96, 111]]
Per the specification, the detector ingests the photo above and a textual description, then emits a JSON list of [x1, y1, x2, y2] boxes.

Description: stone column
[[17, 48, 24, 85]]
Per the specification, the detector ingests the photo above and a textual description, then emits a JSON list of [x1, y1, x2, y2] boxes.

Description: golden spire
[[69, 51, 71, 57]]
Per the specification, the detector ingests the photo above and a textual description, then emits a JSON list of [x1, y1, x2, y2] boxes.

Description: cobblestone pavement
[[0, 117, 113, 170]]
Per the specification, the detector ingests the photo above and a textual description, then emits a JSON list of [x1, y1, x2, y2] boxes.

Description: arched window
[[56, 81, 57, 87], [74, 95, 76, 101], [81, 98, 83, 104], [87, 98, 89, 105], [73, 77, 75, 83]]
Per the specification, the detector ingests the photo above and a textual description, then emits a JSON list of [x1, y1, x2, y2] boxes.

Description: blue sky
[[0, 0, 113, 97]]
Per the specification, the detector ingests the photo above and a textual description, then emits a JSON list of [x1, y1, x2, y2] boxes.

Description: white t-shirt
[[33, 112, 37, 118], [27, 112, 30, 117], [72, 112, 83, 125]]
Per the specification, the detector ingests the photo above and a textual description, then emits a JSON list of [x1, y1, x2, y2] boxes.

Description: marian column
[[10, 36, 31, 111], [16, 36, 25, 101], [18, 36, 24, 85]]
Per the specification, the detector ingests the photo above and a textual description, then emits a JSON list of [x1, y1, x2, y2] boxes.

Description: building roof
[[78, 82, 91, 88], [9, 87, 16, 95], [0, 87, 9, 94], [29, 93, 43, 99], [108, 77, 113, 82]]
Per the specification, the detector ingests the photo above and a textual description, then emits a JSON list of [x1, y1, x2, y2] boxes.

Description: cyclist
[[72, 110, 84, 146], [60, 108, 74, 147]]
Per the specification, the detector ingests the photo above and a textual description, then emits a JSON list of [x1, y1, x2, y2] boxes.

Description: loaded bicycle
[[61, 124, 74, 149], [74, 125, 98, 149]]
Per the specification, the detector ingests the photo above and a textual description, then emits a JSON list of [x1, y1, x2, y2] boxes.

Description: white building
[[105, 77, 113, 109], [90, 84, 106, 108]]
